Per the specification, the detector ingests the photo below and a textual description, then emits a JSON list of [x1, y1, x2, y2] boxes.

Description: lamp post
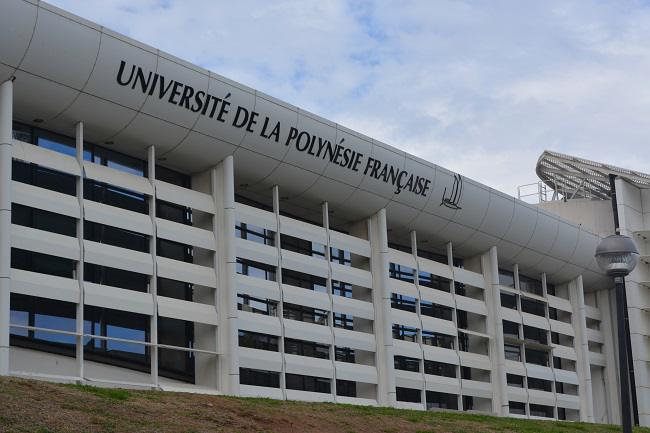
[[595, 234, 639, 433]]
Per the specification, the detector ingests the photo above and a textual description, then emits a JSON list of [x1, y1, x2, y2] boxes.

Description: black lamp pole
[[614, 275, 632, 433]]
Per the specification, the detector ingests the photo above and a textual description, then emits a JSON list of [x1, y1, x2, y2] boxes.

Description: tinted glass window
[[12, 204, 76, 237]]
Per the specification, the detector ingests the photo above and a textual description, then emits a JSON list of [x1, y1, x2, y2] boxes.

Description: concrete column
[[147, 145, 158, 387], [410, 230, 427, 410], [570, 275, 595, 422], [483, 246, 508, 416], [75, 122, 85, 380], [272, 185, 287, 399], [598, 288, 621, 424], [369, 208, 395, 406], [215, 155, 239, 394], [0, 80, 13, 376], [322, 201, 338, 400]]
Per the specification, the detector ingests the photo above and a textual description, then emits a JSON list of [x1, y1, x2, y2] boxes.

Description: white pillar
[[483, 246, 509, 416], [147, 145, 159, 387], [272, 185, 287, 399], [215, 155, 239, 394], [598, 288, 620, 424], [322, 201, 338, 400], [570, 275, 595, 422], [0, 80, 13, 376], [75, 122, 85, 380], [370, 208, 396, 406]]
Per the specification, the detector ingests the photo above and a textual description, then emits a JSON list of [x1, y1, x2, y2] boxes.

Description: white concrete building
[[0, 0, 646, 426]]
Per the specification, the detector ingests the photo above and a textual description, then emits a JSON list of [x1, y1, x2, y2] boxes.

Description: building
[[0, 0, 646, 426]]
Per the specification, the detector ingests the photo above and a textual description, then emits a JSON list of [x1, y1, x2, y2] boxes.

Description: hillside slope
[[0, 377, 647, 433]]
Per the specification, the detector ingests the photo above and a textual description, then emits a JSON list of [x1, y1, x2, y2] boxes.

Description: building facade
[[0, 0, 645, 426]]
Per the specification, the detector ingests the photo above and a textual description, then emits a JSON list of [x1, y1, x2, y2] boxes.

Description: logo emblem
[[440, 174, 463, 210]]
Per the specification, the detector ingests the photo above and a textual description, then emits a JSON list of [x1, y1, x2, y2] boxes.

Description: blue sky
[[50, 0, 650, 196]]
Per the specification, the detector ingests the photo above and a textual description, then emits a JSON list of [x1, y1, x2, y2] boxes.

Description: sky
[[49, 0, 650, 197]]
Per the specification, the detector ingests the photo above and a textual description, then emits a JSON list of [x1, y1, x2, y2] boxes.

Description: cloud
[[48, 0, 650, 196]]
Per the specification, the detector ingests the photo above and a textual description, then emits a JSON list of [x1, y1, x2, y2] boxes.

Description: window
[[85, 221, 149, 253], [389, 263, 414, 283], [156, 165, 191, 188], [509, 401, 526, 415], [285, 374, 331, 394], [500, 292, 518, 309], [13, 160, 76, 196], [519, 274, 543, 296], [283, 303, 328, 325], [157, 200, 192, 225], [336, 379, 356, 397], [504, 344, 521, 361], [84, 306, 150, 372], [418, 271, 451, 292], [237, 295, 277, 316], [529, 404, 554, 418], [85, 143, 146, 177], [396, 387, 421, 403], [157, 238, 192, 262], [282, 269, 326, 292], [330, 247, 351, 266], [285, 338, 329, 359], [11, 248, 75, 278], [498, 269, 515, 287], [157, 317, 194, 383], [424, 360, 456, 377], [10, 294, 76, 355], [35, 127, 75, 156], [521, 298, 546, 317], [335, 347, 355, 363], [523, 325, 548, 345], [280, 234, 325, 259], [331, 280, 352, 298], [240, 368, 280, 388], [236, 258, 276, 281], [546, 282, 556, 296], [417, 249, 447, 264], [158, 277, 193, 301], [391, 294, 416, 313], [503, 321, 520, 339], [528, 378, 552, 392], [12, 204, 76, 237], [420, 301, 453, 321], [507, 374, 524, 388], [426, 391, 458, 410], [236, 222, 274, 246], [238, 331, 278, 352], [525, 348, 549, 366], [85, 264, 149, 293], [84, 179, 148, 214], [392, 325, 417, 342], [333, 313, 354, 330], [422, 331, 454, 349], [394, 355, 420, 372]]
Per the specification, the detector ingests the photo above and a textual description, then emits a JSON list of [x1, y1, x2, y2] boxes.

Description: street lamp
[[595, 234, 639, 433]]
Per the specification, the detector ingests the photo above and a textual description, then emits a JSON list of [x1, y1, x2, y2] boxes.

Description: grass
[[0, 377, 648, 433], [67, 383, 132, 401]]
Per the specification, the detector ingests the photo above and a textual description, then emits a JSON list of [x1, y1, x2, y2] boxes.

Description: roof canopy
[[536, 150, 650, 200]]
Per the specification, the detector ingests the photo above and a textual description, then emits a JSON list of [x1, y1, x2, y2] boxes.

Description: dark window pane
[[12, 203, 76, 237], [240, 368, 280, 388], [285, 374, 331, 393], [85, 221, 149, 253], [85, 263, 149, 293], [11, 248, 75, 278], [238, 330, 279, 352], [396, 387, 421, 403]]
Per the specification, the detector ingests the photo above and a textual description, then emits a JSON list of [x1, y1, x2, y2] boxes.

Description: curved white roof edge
[[0, 0, 606, 288]]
